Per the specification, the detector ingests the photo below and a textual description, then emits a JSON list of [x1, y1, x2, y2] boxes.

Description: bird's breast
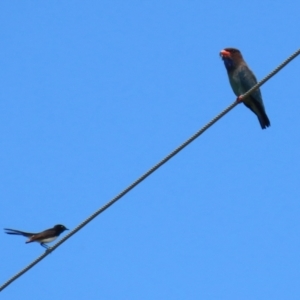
[[229, 72, 245, 96], [39, 236, 57, 243]]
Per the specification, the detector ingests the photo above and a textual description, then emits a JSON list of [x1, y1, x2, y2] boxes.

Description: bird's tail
[[258, 111, 271, 129], [4, 228, 34, 237]]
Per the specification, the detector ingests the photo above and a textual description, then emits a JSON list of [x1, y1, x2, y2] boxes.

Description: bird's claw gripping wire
[[236, 96, 244, 103]]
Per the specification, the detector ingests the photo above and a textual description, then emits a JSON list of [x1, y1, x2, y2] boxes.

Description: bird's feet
[[41, 243, 51, 250], [45, 247, 53, 254], [236, 96, 243, 103]]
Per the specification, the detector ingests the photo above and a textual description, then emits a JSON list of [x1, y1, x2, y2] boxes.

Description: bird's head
[[54, 224, 69, 234], [220, 48, 243, 71]]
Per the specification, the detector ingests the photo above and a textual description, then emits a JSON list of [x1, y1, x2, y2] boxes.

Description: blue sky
[[1, 1, 300, 299]]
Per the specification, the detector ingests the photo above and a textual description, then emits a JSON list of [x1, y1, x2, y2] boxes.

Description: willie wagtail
[[4, 224, 68, 249]]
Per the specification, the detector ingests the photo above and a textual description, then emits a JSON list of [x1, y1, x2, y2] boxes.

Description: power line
[[1, 48, 299, 292]]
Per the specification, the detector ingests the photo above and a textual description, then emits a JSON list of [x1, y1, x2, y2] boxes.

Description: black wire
[[1, 48, 299, 292]]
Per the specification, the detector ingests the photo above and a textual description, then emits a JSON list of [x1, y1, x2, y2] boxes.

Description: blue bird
[[220, 48, 270, 129]]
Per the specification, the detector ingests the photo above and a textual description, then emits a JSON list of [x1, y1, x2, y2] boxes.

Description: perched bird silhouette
[[220, 48, 270, 129], [4, 224, 68, 249]]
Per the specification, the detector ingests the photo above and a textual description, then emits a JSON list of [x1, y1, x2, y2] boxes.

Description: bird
[[220, 48, 270, 129], [4, 224, 68, 249]]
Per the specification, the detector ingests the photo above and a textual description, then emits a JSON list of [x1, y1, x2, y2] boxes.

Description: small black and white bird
[[4, 224, 68, 249]]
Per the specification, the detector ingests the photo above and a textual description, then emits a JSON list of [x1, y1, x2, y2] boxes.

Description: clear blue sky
[[1, 1, 300, 299]]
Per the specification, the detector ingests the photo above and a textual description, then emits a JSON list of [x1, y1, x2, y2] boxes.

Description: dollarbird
[[220, 48, 270, 129]]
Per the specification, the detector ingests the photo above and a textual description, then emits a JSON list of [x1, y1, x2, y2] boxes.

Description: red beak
[[220, 49, 231, 58]]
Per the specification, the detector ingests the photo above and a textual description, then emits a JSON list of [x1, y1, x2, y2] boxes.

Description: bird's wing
[[28, 228, 56, 242], [238, 64, 265, 108], [4, 228, 36, 237]]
